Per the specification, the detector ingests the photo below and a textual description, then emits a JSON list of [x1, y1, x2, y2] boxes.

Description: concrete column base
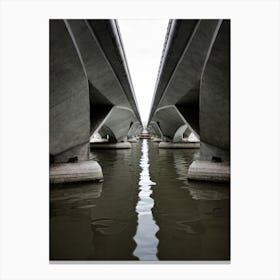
[[128, 137, 138, 143], [50, 160, 103, 184], [152, 137, 162, 143], [90, 142, 131, 149], [159, 142, 200, 149], [187, 160, 230, 182]]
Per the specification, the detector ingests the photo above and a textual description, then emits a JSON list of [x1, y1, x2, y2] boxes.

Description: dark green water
[[50, 140, 230, 261]]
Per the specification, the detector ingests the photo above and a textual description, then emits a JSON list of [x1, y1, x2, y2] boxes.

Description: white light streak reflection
[[133, 139, 159, 261]]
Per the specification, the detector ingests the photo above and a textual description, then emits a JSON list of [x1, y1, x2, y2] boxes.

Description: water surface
[[50, 140, 230, 261]]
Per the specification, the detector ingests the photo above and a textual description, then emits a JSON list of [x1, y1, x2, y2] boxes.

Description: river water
[[50, 140, 230, 261]]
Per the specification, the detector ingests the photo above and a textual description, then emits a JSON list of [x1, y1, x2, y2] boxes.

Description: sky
[[117, 20, 169, 125]]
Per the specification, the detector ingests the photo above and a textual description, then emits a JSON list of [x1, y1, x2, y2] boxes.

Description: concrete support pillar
[[50, 20, 103, 183], [50, 143, 103, 184], [50, 161, 103, 184], [187, 20, 230, 182], [188, 160, 230, 182], [151, 137, 162, 143], [127, 137, 138, 143]]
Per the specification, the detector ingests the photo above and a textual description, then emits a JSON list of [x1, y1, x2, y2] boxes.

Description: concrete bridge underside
[[148, 19, 230, 182], [50, 20, 142, 183]]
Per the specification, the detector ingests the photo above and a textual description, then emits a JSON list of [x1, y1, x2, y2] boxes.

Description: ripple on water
[[133, 139, 159, 261]]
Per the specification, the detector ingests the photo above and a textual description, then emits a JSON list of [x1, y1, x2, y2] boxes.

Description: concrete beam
[[147, 19, 230, 181], [148, 20, 198, 123], [199, 20, 230, 162], [148, 121, 163, 139], [173, 124, 199, 143], [148, 20, 220, 127], [50, 20, 141, 182], [50, 20, 90, 163], [92, 106, 138, 143], [128, 121, 142, 138], [66, 20, 141, 124], [153, 105, 198, 142]]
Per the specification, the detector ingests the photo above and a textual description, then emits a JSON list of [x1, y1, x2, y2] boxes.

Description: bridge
[[147, 19, 230, 182], [50, 20, 142, 183], [49, 19, 230, 184]]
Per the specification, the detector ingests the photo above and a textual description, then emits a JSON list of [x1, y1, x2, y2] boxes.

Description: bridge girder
[[148, 19, 230, 163], [50, 19, 141, 163]]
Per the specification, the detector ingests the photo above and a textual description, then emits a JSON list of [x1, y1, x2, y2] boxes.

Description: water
[[133, 139, 159, 260], [50, 140, 230, 261]]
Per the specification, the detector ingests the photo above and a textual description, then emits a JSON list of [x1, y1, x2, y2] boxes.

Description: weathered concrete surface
[[128, 137, 138, 143], [199, 20, 230, 162], [50, 20, 90, 163], [148, 19, 230, 181], [50, 161, 103, 183], [187, 160, 230, 182], [151, 137, 162, 143], [173, 124, 199, 143], [94, 106, 137, 143], [67, 20, 140, 120], [50, 20, 142, 182], [148, 20, 221, 139], [159, 142, 200, 149], [50, 20, 141, 157], [152, 106, 186, 141], [66, 20, 142, 142], [148, 121, 163, 139], [128, 121, 142, 138], [90, 142, 131, 149]]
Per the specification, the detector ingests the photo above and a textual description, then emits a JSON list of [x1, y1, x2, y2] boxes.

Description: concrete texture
[[159, 142, 200, 149], [173, 124, 198, 143], [50, 20, 142, 183], [148, 20, 220, 127], [151, 137, 162, 143], [199, 20, 230, 161], [187, 160, 230, 182], [50, 20, 141, 174], [50, 20, 90, 162], [51, 143, 90, 164], [90, 142, 131, 149], [148, 20, 223, 143], [148, 121, 163, 139], [153, 106, 186, 140], [149, 20, 198, 122], [148, 19, 230, 180], [50, 161, 103, 183], [127, 121, 142, 138], [94, 106, 137, 143], [128, 137, 138, 143], [66, 20, 142, 139]]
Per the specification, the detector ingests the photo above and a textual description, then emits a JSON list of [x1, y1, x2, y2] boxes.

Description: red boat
[[139, 133, 152, 139]]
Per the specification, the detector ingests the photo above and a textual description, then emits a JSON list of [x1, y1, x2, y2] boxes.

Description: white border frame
[[1, 0, 279, 279]]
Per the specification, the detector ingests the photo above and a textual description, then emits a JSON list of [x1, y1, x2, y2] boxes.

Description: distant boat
[[139, 133, 152, 139]]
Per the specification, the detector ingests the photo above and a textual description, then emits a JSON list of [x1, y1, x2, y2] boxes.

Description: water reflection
[[50, 146, 139, 260], [149, 144, 230, 260], [133, 139, 159, 260], [50, 182, 103, 217], [172, 152, 230, 201], [50, 141, 230, 261]]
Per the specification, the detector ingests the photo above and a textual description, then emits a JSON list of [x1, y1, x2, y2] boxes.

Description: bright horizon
[[118, 19, 169, 125]]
